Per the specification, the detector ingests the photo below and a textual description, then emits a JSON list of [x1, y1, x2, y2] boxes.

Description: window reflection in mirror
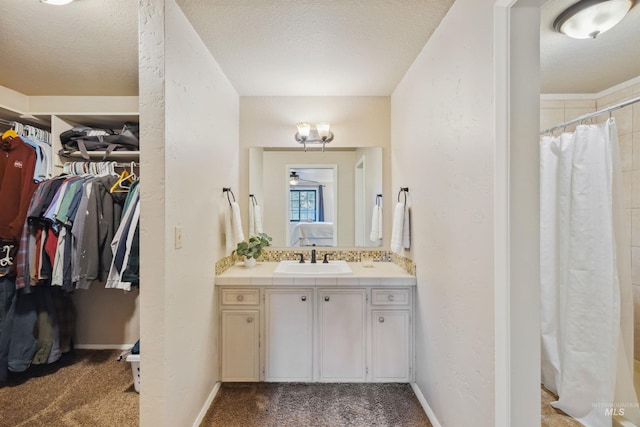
[[287, 166, 337, 247]]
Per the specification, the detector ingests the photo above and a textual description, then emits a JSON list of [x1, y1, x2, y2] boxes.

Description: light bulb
[[296, 122, 310, 140], [316, 123, 331, 140]]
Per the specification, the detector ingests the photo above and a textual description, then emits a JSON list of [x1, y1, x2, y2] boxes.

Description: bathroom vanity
[[215, 261, 416, 383]]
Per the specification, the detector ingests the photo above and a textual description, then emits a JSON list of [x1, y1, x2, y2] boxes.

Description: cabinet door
[[371, 310, 410, 382], [265, 289, 313, 381], [318, 289, 367, 381], [221, 310, 260, 382]]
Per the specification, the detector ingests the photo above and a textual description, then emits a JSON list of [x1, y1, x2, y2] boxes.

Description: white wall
[[139, 0, 239, 426], [391, 0, 496, 425], [240, 96, 391, 246]]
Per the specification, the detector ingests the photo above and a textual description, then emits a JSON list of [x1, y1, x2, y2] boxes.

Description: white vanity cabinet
[[318, 288, 367, 382], [370, 289, 412, 382], [217, 269, 415, 383], [264, 289, 313, 381], [220, 289, 261, 382]]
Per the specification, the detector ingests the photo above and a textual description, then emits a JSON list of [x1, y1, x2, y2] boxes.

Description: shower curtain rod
[[539, 95, 640, 135]]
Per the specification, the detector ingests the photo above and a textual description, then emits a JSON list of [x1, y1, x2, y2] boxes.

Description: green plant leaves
[[233, 233, 272, 259]]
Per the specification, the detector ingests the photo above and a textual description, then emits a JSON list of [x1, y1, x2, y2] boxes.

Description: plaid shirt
[[15, 182, 45, 290]]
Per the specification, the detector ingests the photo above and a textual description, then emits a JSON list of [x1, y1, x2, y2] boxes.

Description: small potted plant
[[234, 233, 272, 267]]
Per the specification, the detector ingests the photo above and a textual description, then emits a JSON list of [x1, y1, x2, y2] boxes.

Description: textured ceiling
[[540, 0, 640, 93], [0, 0, 638, 97], [0, 0, 138, 96], [175, 0, 455, 96]]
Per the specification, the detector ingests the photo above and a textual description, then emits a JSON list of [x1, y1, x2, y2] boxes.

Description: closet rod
[[55, 162, 139, 168], [540, 95, 640, 135]]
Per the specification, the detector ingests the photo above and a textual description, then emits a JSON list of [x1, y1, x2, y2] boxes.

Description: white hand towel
[[402, 204, 410, 249], [249, 203, 263, 237], [226, 202, 245, 254], [390, 202, 405, 254], [377, 204, 383, 240], [370, 205, 380, 242], [249, 204, 255, 237], [231, 202, 245, 246], [254, 205, 263, 234], [225, 204, 234, 254]]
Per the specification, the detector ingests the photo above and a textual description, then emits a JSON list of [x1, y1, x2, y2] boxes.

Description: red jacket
[[0, 136, 38, 242]]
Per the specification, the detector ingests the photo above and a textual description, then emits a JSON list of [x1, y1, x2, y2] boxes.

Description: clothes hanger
[[128, 161, 138, 181], [110, 167, 136, 193], [2, 129, 18, 142]]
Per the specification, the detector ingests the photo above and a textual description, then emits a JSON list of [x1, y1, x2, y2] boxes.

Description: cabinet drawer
[[371, 289, 410, 306], [221, 289, 260, 305]]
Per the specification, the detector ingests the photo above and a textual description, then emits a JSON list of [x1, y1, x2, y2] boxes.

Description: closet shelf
[[61, 150, 140, 159]]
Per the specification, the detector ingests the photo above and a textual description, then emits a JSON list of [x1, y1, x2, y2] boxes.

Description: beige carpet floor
[[1, 354, 580, 427], [0, 349, 138, 427], [201, 382, 432, 427]]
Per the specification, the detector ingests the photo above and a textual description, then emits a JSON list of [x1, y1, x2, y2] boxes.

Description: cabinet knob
[[246, 317, 253, 323], [324, 296, 330, 302], [237, 295, 244, 301], [378, 317, 385, 323], [301, 296, 307, 302], [388, 294, 394, 301]]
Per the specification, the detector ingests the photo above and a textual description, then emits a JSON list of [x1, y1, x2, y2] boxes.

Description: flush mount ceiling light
[[553, 0, 636, 39], [295, 122, 334, 152], [40, 0, 74, 5]]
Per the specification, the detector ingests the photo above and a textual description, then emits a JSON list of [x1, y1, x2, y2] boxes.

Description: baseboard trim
[[411, 382, 442, 427], [193, 381, 221, 427], [74, 344, 132, 350]]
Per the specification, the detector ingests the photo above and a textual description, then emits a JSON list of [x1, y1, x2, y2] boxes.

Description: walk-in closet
[[0, 102, 141, 423]]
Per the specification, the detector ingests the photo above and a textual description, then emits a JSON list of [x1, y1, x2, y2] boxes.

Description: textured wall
[[138, 0, 167, 424], [391, 0, 495, 425], [139, 0, 239, 425]]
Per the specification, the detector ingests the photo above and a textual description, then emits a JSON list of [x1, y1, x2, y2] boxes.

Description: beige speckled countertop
[[215, 262, 416, 286]]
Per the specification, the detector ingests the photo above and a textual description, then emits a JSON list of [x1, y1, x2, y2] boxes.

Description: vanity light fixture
[[295, 122, 334, 152], [553, 0, 636, 39], [40, 0, 75, 4]]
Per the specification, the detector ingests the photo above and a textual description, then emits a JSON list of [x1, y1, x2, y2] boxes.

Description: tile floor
[[541, 386, 583, 427]]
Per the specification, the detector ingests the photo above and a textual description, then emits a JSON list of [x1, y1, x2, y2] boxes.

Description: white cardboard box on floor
[[126, 354, 140, 393]]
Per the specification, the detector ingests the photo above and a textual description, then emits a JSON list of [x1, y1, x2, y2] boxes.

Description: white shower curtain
[[540, 118, 640, 427]]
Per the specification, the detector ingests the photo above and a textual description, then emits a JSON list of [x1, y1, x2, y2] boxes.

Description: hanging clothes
[[1, 163, 137, 379], [105, 180, 139, 291], [0, 133, 39, 252], [540, 118, 640, 427]]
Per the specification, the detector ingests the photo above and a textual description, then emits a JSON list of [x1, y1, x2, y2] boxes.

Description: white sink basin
[[273, 260, 353, 276]]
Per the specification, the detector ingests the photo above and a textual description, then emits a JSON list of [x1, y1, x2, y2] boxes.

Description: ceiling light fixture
[[553, 0, 636, 39], [40, 0, 75, 5], [289, 171, 300, 186], [295, 122, 334, 152]]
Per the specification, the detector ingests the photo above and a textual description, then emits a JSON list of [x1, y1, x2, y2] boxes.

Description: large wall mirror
[[249, 147, 383, 248]]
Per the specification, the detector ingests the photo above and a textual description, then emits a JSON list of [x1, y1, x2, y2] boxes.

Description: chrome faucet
[[310, 249, 317, 264]]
